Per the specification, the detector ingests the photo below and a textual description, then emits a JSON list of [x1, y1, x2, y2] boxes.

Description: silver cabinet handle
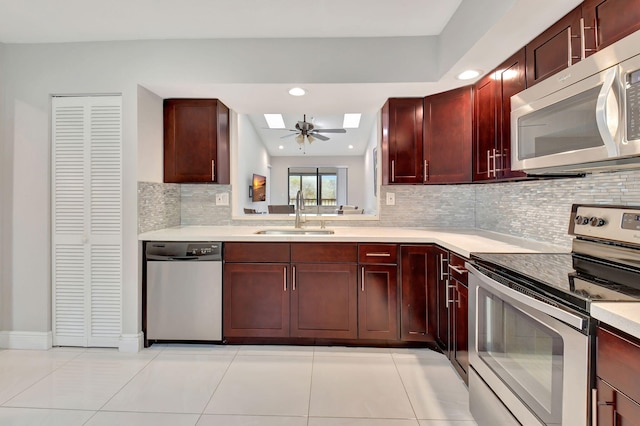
[[292, 265, 296, 291], [591, 388, 597, 426], [486, 149, 491, 177], [423, 160, 428, 183], [391, 160, 395, 182], [448, 264, 468, 274], [445, 281, 456, 309], [580, 17, 598, 60], [361, 267, 365, 292], [283, 267, 287, 291], [211, 160, 215, 181], [439, 254, 449, 281], [366, 252, 391, 257]]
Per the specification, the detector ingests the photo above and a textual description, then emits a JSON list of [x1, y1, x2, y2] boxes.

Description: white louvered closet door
[[52, 95, 122, 347]]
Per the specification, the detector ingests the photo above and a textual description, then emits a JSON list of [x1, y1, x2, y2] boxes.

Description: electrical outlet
[[386, 192, 395, 206], [215, 192, 229, 206]]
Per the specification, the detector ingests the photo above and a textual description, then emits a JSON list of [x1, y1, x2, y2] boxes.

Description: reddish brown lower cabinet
[[596, 325, 640, 424], [597, 378, 640, 426], [399, 245, 437, 342], [434, 247, 450, 351], [359, 264, 398, 340], [291, 262, 358, 339], [223, 263, 290, 338], [449, 277, 468, 384]]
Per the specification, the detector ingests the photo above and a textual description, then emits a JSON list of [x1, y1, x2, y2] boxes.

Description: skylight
[[264, 114, 286, 129], [343, 113, 361, 128]]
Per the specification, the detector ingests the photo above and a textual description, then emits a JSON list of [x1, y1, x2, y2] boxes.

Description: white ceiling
[[0, 0, 463, 43], [0, 0, 582, 156]]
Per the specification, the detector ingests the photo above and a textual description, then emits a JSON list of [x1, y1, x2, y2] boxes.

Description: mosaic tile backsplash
[[138, 169, 640, 249]]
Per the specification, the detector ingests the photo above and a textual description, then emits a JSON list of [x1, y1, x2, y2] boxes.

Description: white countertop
[[138, 226, 566, 258], [592, 302, 640, 339]]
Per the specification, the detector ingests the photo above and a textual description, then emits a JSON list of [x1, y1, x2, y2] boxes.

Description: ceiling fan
[[281, 114, 347, 149]]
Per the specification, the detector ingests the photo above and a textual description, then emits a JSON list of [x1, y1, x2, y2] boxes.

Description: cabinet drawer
[[224, 243, 290, 263], [359, 244, 397, 264], [448, 252, 469, 284], [597, 325, 640, 403], [291, 243, 357, 263]]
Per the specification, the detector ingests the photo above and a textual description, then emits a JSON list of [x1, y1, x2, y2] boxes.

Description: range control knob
[[582, 216, 590, 225], [574, 215, 583, 225], [590, 217, 606, 227]]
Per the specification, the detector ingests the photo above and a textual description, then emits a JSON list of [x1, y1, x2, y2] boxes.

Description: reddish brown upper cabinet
[[526, 7, 582, 87], [474, 49, 527, 181], [399, 245, 437, 342], [358, 244, 399, 341], [582, 0, 640, 58], [596, 325, 640, 424], [382, 98, 424, 184], [424, 87, 473, 184], [164, 99, 230, 184]]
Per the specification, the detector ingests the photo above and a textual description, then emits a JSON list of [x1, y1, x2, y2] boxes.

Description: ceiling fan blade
[[310, 132, 330, 141], [280, 133, 298, 139], [314, 129, 347, 133]]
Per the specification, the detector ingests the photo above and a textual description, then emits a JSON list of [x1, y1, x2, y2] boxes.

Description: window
[[288, 167, 338, 206]]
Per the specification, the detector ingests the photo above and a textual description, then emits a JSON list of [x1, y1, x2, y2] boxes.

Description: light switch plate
[[386, 192, 395, 205], [215, 192, 229, 206]]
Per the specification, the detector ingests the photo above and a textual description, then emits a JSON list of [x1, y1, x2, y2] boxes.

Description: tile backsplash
[[138, 169, 640, 249]]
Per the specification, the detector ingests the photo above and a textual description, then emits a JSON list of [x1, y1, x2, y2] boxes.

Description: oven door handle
[[466, 263, 586, 330]]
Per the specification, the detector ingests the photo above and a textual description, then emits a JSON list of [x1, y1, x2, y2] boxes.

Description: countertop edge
[[591, 302, 640, 340]]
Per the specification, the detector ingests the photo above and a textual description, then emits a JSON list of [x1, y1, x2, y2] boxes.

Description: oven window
[[477, 288, 563, 424]]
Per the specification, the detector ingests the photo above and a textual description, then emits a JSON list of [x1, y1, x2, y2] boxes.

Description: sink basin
[[255, 229, 335, 235]]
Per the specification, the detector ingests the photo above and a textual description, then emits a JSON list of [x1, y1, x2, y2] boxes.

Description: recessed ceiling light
[[288, 87, 306, 96], [348, 145, 354, 149], [264, 114, 285, 129], [457, 70, 481, 80], [278, 145, 284, 150], [343, 113, 361, 128]]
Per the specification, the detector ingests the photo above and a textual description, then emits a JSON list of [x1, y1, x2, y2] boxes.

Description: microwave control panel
[[626, 69, 640, 140]]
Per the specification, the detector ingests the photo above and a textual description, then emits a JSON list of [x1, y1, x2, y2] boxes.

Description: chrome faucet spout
[[295, 190, 305, 228]]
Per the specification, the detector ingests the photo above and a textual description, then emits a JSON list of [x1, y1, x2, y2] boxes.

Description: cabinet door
[[597, 378, 640, 426], [383, 98, 424, 184], [582, 0, 640, 57], [223, 263, 290, 338], [359, 264, 398, 340], [497, 49, 527, 179], [424, 87, 473, 183], [473, 72, 497, 182], [434, 247, 450, 352], [164, 99, 230, 184], [451, 279, 469, 384], [291, 263, 358, 339], [399, 245, 436, 342], [526, 7, 582, 87]]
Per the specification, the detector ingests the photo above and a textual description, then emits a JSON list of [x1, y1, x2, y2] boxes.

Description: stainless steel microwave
[[511, 31, 640, 174]]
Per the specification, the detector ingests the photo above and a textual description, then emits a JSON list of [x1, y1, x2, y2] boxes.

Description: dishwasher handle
[[146, 255, 201, 261]]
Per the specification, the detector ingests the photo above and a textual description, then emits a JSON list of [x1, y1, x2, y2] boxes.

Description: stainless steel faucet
[[295, 190, 305, 228]]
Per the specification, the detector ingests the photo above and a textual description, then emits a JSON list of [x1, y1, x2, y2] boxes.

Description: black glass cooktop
[[470, 252, 640, 312]]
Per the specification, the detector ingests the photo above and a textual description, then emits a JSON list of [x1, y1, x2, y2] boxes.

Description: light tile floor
[[0, 345, 477, 426]]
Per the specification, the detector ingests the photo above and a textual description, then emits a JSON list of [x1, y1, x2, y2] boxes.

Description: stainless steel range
[[467, 204, 640, 426]]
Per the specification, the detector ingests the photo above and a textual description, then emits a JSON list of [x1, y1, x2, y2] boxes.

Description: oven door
[[467, 264, 590, 426]]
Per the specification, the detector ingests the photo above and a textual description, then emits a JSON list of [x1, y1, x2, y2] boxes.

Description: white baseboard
[[0, 331, 53, 350], [118, 332, 144, 353]]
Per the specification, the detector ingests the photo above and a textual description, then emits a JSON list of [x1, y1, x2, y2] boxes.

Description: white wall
[[236, 114, 270, 214], [269, 155, 366, 208], [362, 113, 380, 215], [137, 86, 164, 183], [0, 41, 7, 331]]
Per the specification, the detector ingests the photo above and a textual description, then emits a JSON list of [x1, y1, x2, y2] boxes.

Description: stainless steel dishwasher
[[145, 241, 222, 342]]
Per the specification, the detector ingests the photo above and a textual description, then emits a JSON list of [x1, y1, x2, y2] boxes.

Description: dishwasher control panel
[[145, 242, 222, 261]]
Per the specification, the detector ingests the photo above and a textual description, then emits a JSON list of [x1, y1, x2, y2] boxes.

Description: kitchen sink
[[254, 229, 335, 235]]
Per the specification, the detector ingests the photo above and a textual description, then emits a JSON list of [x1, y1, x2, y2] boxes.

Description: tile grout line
[[80, 346, 166, 425], [390, 352, 421, 425], [0, 348, 89, 408], [195, 347, 240, 424]]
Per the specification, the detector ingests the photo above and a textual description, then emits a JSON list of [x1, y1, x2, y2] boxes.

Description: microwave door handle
[[595, 67, 620, 158]]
